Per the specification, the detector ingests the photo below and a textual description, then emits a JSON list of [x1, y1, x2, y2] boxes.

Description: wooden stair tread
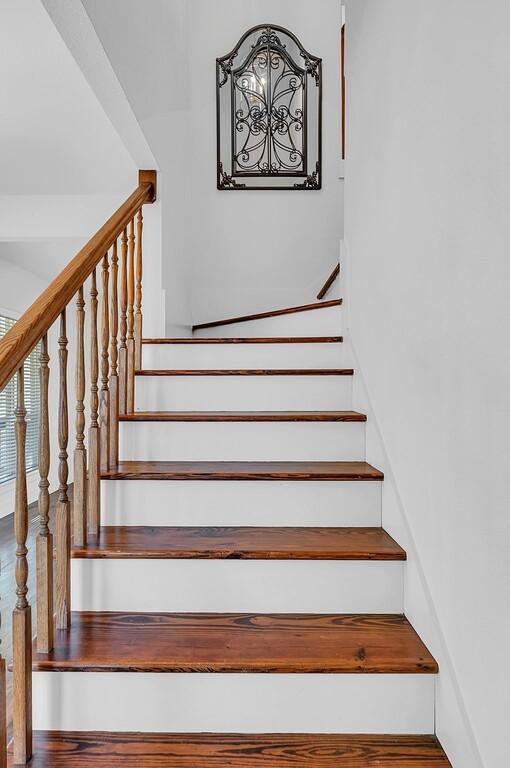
[[136, 369, 354, 376], [72, 527, 406, 560], [33, 612, 437, 673], [119, 410, 367, 422], [101, 461, 384, 481], [143, 336, 344, 344], [192, 299, 342, 331], [14, 732, 452, 766]]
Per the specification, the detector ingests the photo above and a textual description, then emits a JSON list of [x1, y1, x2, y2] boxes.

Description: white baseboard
[[0, 470, 38, 520]]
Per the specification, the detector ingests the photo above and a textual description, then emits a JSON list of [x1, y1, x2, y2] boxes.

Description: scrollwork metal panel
[[217, 25, 322, 190]]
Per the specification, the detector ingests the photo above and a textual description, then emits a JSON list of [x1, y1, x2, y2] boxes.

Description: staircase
[[26, 298, 450, 766]]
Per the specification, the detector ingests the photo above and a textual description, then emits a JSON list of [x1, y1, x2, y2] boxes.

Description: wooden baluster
[[109, 241, 119, 466], [88, 270, 100, 536], [36, 334, 54, 653], [73, 288, 87, 548], [126, 219, 136, 413], [100, 255, 110, 472], [55, 311, 71, 631], [134, 208, 143, 370], [13, 366, 32, 764], [118, 228, 128, 416]]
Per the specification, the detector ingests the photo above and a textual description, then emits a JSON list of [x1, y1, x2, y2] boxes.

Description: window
[[0, 315, 40, 484]]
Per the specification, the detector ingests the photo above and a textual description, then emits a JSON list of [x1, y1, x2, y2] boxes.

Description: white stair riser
[[101, 480, 382, 527], [33, 672, 434, 733], [193, 306, 342, 338], [71, 560, 404, 613], [119, 421, 365, 462], [135, 375, 353, 411], [142, 343, 345, 370]]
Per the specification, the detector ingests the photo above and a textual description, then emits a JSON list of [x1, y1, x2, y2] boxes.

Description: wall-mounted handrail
[[317, 263, 340, 301], [0, 171, 156, 393]]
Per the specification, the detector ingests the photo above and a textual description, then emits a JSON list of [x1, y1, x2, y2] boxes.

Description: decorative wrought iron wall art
[[217, 24, 322, 190]]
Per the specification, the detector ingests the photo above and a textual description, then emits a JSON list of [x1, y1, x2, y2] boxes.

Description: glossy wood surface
[[119, 411, 367, 422], [136, 369, 354, 377], [317, 263, 340, 300], [0, 178, 155, 392], [72, 526, 406, 560], [9, 731, 452, 767], [33, 612, 437, 674], [142, 337, 344, 344], [192, 299, 342, 331], [101, 461, 384, 481]]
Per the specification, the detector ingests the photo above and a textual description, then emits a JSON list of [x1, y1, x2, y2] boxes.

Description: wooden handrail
[[0, 170, 159, 765], [0, 171, 156, 393], [317, 263, 340, 301], [0, 170, 156, 764]]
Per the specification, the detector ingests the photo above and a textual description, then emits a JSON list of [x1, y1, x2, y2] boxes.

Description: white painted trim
[[119, 421, 366, 462], [0, 470, 39, 520], [33, 671, 435, 734], [136, 374, 352, 411], [71, 559, 404, 614], [142, 341, 345, 370], [101, 479, 382, 528]]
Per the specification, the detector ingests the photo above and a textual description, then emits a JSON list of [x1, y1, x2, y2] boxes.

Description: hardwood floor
[[8, 731, 453, 767], [0, 488, 60, 736]]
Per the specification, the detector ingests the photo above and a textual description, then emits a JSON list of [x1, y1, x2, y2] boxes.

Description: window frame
[[0, 306, 41, 487]]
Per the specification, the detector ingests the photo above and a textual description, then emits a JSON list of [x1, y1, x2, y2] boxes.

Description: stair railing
[[0, 169, 157, 765]]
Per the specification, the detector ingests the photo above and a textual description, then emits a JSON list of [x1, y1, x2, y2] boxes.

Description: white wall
[[82, 0, 344, 330], [344, 2, 510, 766]]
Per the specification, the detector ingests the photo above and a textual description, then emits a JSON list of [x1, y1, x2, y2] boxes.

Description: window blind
[[0, 315, 41, 484]]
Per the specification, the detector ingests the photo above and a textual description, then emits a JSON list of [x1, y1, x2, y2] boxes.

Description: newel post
[[135, 170, 157, 371]]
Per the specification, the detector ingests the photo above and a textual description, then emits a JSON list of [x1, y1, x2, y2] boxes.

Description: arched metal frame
[[217, 24, 322, 190]]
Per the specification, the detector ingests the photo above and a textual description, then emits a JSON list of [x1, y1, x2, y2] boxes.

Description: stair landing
[[11, 732, 452, 766]]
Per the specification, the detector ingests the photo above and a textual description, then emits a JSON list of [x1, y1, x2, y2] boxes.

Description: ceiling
[[0, 0, 136, 194]]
